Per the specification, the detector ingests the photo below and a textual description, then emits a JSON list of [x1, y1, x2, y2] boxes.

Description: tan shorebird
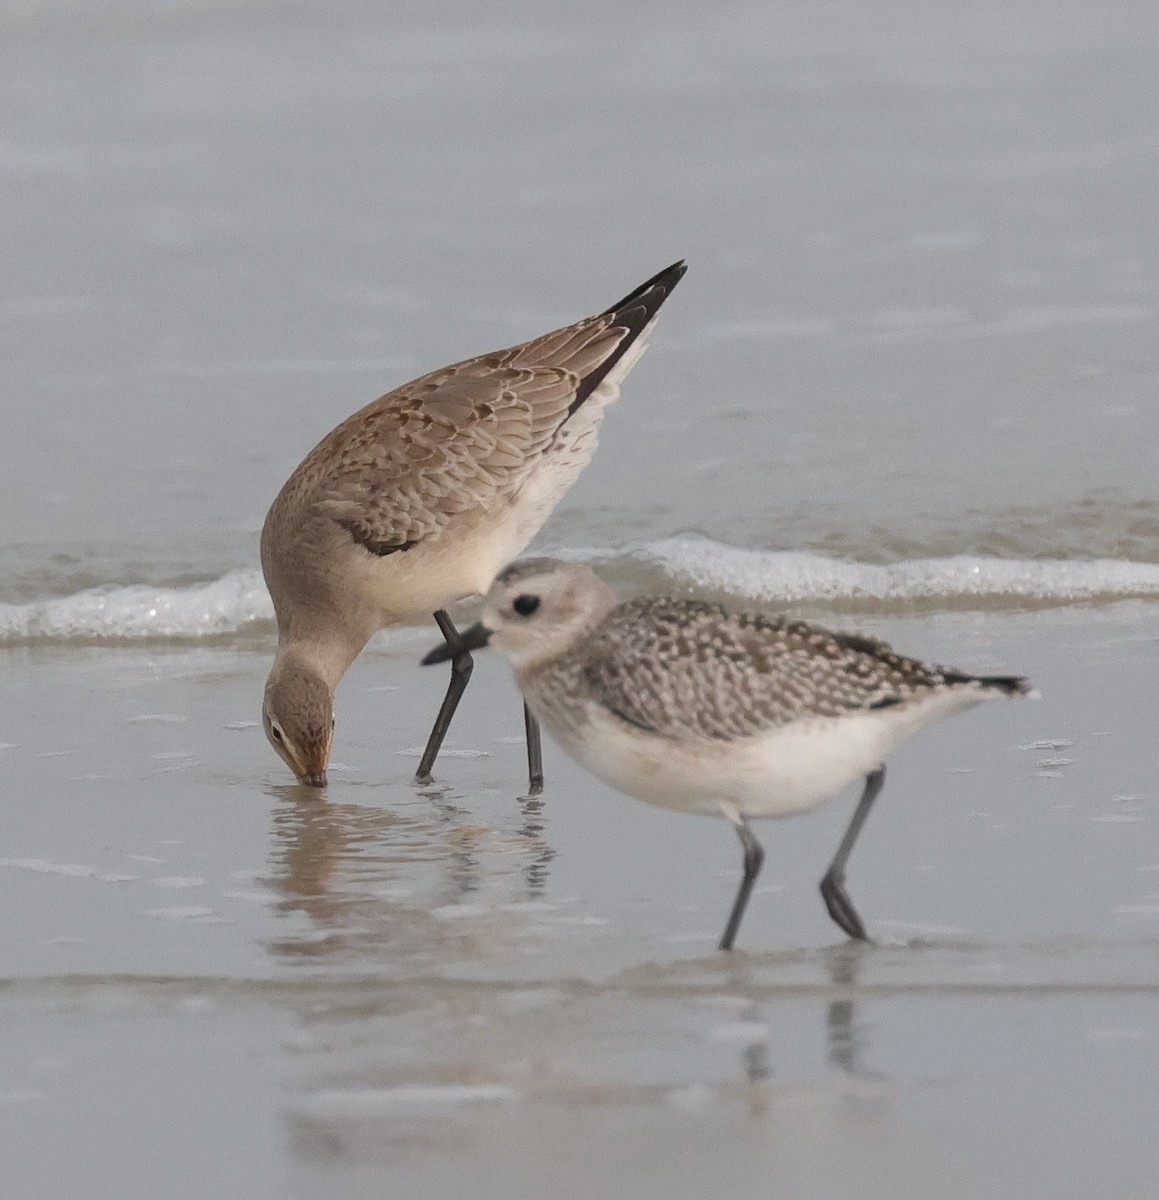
[[260, 262, 686, 789], [425, 559, 1032, 949]]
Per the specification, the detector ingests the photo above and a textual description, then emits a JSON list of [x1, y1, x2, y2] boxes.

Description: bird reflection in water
[[262, 781, 558, 963], [516, 792, 555, 896], [824, 943, 864, 1074], [708, 941, 870, 1109]]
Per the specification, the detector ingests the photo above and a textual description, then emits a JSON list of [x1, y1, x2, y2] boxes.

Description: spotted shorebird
[[424, 558, 1033, 950], [260, 262, 686, 789]]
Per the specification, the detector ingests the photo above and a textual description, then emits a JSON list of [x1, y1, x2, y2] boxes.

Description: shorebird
[[423, 558, 1033, 950], [260, 262, 686, 789]]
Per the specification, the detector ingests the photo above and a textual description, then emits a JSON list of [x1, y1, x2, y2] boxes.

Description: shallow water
[[6, 0, 1159, 600], [5, 1, 1159, 1196], [4, 610, 1159, 1197]]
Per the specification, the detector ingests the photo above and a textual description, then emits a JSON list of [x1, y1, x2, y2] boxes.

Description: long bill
[[421, 622, 493, 665]]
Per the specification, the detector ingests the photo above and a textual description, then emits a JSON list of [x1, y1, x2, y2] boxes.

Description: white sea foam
[[5, 538, 1159, 643], [297, 1084, 519, 1119], [0, 570, 271, 641], [613, 536, 1159, 609]]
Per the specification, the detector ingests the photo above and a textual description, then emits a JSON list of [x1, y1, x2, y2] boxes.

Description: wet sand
[[3, 605, 1158, 1198]]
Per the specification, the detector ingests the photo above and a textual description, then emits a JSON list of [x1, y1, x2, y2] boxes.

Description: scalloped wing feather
[[309, 362, 584, 554], [579, 599, 958, 743]]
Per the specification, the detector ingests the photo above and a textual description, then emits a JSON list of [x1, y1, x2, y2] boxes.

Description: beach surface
[[4, 607, 1159, 1199]]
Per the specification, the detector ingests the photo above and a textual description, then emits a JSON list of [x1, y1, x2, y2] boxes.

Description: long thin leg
[[523, 703, 544, 796], [819, 765, 886, 941], [415, 610, 473, 785], [719, 808, 766, 951]]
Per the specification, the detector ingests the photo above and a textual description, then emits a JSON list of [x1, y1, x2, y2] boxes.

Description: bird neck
[[271, 636, 362, 692]]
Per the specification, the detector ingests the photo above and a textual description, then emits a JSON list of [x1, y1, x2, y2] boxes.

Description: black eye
[[270, 722, 284, 743], [512, 594, 540, 617]]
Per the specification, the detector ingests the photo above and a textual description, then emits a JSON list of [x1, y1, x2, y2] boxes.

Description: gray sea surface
[[4, 2, 1159, 1197]]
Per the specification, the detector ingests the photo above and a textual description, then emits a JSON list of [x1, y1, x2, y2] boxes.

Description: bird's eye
[[270, 722, 285, 744], [331, 716, 336, 731], [512, 594, 540, 616]]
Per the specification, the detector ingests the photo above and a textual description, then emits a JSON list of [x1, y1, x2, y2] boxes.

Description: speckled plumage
[[431, 558, 1032, 949], [543, 596, 1017, 742], [259, 264, 685, 788]]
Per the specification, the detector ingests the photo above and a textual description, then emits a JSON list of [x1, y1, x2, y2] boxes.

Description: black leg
[[819, 765, 886, 941], [523, 703, 544, 796], [719, 811, 765, 951], [415, 610, 473, 784]]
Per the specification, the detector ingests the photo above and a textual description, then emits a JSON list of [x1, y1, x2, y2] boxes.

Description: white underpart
[[531, 680, 995, 821]]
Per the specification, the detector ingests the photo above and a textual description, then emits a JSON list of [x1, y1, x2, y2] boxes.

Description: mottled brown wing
[[309, 356, 582, 555], [279, 261, 685, 556], [580, 598, 949, 742]]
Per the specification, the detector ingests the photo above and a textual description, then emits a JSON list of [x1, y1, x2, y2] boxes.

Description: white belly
[[538, 687, 985, 821]]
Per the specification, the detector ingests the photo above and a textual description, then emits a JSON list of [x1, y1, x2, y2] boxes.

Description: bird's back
[[537, 596, 1030, 744], [262, 263, 686, 630]]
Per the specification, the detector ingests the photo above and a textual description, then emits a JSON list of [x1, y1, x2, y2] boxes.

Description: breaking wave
[[5, 536, 1159, 643], [598, 536, 1159, 611], [0, 570, 272, 642]]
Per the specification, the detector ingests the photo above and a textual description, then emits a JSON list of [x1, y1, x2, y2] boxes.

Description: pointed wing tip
[[652, 259, 689, 289], [601, 260, 687, 319]]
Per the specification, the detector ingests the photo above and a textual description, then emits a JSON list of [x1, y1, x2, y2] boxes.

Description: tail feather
[[948, 670, 1035, 697], [567, 259, 686, 415]]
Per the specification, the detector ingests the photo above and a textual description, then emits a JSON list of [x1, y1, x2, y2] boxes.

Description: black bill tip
[[421, 622, 492, 666]]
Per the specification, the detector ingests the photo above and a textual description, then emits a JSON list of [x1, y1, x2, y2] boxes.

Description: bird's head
[[422, 558, 616, 675], [262, 654, 335, 786]]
